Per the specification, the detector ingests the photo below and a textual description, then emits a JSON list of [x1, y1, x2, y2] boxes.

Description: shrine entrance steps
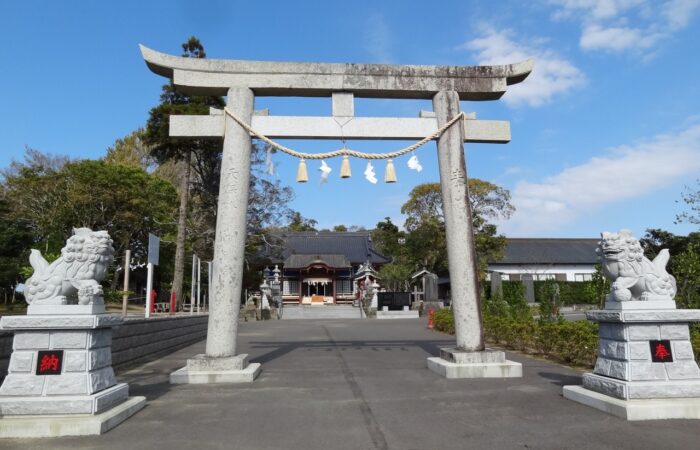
[[281, 305, 363, 320]]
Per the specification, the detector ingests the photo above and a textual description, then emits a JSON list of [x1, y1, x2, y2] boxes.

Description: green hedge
[[485, 280, 602, 305], [434, 309, 700, 368], [533, 280, 600, 305]]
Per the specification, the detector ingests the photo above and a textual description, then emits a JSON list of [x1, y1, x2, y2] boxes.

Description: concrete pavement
[[3, 318, 699, 449]]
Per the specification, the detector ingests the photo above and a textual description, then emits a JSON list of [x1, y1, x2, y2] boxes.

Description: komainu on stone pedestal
[[24, 228, 114, 314], [564, 229, 700, 421], [598, 229, 676, 303], [0, 228, 145, 438]]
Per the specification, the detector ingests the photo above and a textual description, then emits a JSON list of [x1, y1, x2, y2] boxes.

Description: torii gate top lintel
[[140, 45, 533, 100]]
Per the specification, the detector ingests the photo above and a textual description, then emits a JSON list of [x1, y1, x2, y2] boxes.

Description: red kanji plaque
[[36, 350, 63, 375], [650, 340, 673, 363]]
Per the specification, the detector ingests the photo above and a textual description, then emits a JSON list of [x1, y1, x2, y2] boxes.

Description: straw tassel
[[384, 159, 397, 183], [296, 159, 309, 183], [340, 155, 352, 178]]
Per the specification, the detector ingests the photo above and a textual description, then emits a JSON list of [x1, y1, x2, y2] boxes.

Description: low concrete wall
[[0, 332, 12, 380], [111, 315, 208, 370], [0, 314, 208, 379]]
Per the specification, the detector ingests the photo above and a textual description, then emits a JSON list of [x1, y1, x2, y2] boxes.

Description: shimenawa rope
[[223, 107, 465, 160]]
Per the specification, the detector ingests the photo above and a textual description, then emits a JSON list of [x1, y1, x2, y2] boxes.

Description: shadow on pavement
[[538, 371, 582, 386], [249, 338, 454, 364]]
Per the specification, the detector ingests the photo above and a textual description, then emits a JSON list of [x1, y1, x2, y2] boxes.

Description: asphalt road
[[3, 319, 699, 450]]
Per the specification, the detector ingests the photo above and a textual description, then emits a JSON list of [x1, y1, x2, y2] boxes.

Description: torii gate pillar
[[433, 90, 484, 351], [425, 93, 522, 378], [171, 87, 262, 383]]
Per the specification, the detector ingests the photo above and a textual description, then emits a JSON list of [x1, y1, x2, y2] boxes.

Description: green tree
[[1, 149, 71, 252], [0, 197, 33, 304], [286, 212, 318, 232], [641, 229, 700, 309], [400, 179, 513, 275], [144, 36, 225, 308], [104, 128, 156, 172], [372, 217, 412, 291], [676, 179, 699, 226], [3, 158, 178, 290], [371, 217, 405, 258]]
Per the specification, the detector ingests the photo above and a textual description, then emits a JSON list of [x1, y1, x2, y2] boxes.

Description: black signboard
[[650, 340, 673, 363], [377, 292, 412, 311], [36, 350, 64, 375]]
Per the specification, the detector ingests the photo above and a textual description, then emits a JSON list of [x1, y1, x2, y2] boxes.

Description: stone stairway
[[280, 305, 364, 320]]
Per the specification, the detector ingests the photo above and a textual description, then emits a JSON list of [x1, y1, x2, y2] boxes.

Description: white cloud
[[550, 0, 646, 20], [663, 0, 700, 28], [500, 121, 700, 234], [580, 24, 663, 51], [365, 13, 394, 63], [548, 0, 700, 54], [464, 29, 586, 107]]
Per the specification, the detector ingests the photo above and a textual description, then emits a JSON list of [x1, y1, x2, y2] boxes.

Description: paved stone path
[[281, 305, 363, 320], [3, 319, 699, 449]]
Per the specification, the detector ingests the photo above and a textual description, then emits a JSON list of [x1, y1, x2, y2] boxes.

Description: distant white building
[[487, 238, 599, 282]]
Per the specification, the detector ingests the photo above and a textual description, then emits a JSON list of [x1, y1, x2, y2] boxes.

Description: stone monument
[[0, 228, 145, 437], [564, 229, 700, 420]]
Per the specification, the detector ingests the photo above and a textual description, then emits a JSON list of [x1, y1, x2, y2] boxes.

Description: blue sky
[[2, 0, 699, 239]]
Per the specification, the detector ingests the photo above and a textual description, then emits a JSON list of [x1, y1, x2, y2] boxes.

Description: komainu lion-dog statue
[[597, 229, 676, 303], [24, 228, 115, 306]]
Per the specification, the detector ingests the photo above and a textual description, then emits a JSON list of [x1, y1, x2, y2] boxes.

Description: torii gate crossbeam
[[140, 45, 533, 383]]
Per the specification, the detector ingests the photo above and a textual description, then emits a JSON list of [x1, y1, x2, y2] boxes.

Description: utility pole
[[145, 262, 154, 319], [197, 257, 202, 313], [207, 261, 212, 312], [190, 254, 197, 314], [122, 249, 131, 316]]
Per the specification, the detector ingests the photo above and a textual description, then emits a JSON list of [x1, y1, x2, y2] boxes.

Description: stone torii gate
[[140, 45, 533, 382]]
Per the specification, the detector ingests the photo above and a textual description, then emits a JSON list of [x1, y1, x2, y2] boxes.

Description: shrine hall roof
[[263, 232, 391, 267], [491, 238, 600, 265], [283, 254, 351, 269]]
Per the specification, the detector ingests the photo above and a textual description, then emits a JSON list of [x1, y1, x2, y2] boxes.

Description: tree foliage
[[676, 179, 700, 226], [285, 212, 318, 232], [399, 179, 513, 275], [642, 229, 700, 309], [104, 128, 156, 172], [1, 151, 178, 294], [3, 156, 177, 258], [0, 197, 33, 301]]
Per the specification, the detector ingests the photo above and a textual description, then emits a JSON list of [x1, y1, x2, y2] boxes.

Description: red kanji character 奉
[[655, 343, 671, 361]]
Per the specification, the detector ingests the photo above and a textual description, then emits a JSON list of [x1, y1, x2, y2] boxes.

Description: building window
[[336, 279, 353, 294], [534, 274, 556, 281], [574, 273, 592, 282], [283, 280, 299, 295]]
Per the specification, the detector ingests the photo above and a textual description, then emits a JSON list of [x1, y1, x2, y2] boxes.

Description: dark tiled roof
[[283, 254, 351, 269], [265, 232, 391, 265], [490, 238, 599, 265]]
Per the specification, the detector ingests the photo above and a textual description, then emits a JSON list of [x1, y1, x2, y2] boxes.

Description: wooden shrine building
[[260, 232, 390, 305]]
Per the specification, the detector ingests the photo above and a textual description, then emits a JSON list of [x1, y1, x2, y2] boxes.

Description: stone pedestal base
[[582, 373, 700, 399], [27, 304, 106, 315], [170, 354, 261, 384], [0, 395, 146, 438], [376, 310, 419, 320], [564, 307, 700, 420], [0, 313, 144, 437], [563, 385, 700, 421], [0, 383, 129, 415], [426, 348, 522, 379]]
